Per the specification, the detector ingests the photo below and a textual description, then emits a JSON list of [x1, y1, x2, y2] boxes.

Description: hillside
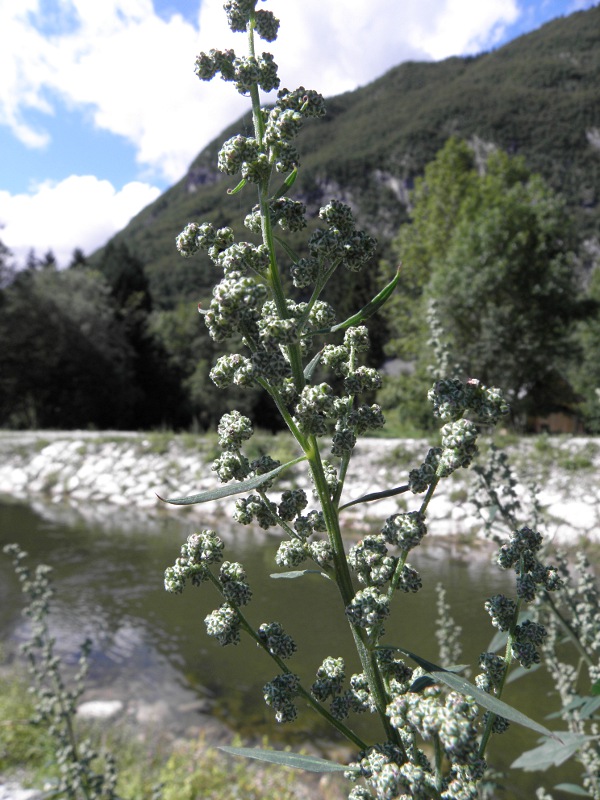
[[99, 6, 600, 309]]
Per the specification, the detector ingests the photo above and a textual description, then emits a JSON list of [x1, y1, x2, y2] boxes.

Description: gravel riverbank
[[1, 430, 599, 543]]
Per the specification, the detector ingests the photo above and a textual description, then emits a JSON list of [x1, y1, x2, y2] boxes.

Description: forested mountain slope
[[99, 5, 600, 309]]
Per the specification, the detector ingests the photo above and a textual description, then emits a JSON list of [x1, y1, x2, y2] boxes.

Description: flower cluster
[[275, 538, 307, 568], [217, 409, 253, 449], [497, 526, 562, 594], [475, 652, 506, 693], [311, 656, 346, 702], [511, 619, 548, 669], [308, 201, 377, 274], [376, 649, 414, 687], [204, 603, 241, 646], [345, 587, 390, 632], [175, 221, 234, 259], [164, 531, 224, 593], [381, 511, 427, 551], [387, 686, 485, 786], [205, 271, 268, 343], [257, 621, 297, 659], [348, 535, 396, 587], [484, 527, 562, 669], [408, 447, 442, 493], [348, 743, 440, 800], [408, 381, 508, 491], [212, 410, 255, 482], [485, 594, 518, 631], [278, 488, 308, 521], [210, 353, 256, 388], [218, 560, 252, 606], [195, 48, 279, 95], [265, 86, 326, 172], [263, 672, 300, 722], [428, 378, 509, 425]]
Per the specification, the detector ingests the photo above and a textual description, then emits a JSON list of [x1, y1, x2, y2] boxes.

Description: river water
[[0, 498, 580, 797]]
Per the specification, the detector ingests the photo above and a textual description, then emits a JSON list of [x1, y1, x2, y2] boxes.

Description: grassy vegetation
[[0, 666, 344, 800]]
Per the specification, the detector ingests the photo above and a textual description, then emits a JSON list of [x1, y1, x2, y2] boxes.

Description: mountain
[[98, 5, 600, 310]]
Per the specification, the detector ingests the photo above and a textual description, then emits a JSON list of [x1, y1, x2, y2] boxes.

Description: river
[[0, 497, 583, 797]]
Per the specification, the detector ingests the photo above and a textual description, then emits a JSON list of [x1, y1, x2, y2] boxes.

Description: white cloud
[[0, 175, 161, 267], [1, 0, 524, 186]]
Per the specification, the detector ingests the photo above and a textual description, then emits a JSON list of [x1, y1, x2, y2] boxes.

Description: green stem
[[255, 377, 308, 450], [305, 438, 406, 755], [420, 475, 441, 516], [433, 733, 444, 793]]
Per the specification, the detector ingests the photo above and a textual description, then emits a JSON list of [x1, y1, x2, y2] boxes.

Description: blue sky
[[0, 0, 597, 267]]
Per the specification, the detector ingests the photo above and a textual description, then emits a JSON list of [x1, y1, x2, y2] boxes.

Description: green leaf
[[227, 177, 247, 195], [309, 268, 401, 337], [511, 733, 589, 771], [410, 675, 436, 692], [304, 348, 324, 382], [159, 455, 306, 506], [273, 167, 298, 198], [339, 483, 409, 511], [579, 695, 600, 718], [218, 746, 353, 773], [592, 678, 600, 696], [487, 629, 507, 653], [553, 784, 593, 796], [273, 234, 300, 264], [388, 646, 560, 741], [506, 662, 541, 684], [270, 570, 329, 580]]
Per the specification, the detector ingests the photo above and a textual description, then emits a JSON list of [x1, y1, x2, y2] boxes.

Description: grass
[[0, 665, 345, 800]]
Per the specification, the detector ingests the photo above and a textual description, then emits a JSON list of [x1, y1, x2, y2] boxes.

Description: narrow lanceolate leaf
[[273, 234, 300, 263], [546, 695, 600, 720], [430, 669, 559, 740], [506, 662, 541, 684], [273, 166, 298, 198], [227, 177, 247, 195], [270, 570, 330, 580], [339, 484, 409, 511], [511, 733, 589, 771], [553, 783, 593, 796], [309, 267, 401, 337], [386, 646, 560, 741], [304, 348, 324, 382], [218, 746, 353, 773], [158, 455, 306, 506]]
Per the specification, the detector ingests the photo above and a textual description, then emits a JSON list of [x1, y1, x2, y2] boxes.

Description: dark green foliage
[[570, 268, 600, 431], [0, 265, 137, 428], [381, 137, 585, 422], [0, 245, 187, 430]]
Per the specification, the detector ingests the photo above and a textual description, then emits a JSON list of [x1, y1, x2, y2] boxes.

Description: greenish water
[[0, 499, 581, 797]]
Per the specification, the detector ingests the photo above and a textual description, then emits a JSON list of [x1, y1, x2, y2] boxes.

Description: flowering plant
[[163, 3, 564, 798]]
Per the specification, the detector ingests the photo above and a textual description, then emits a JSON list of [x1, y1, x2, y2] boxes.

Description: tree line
[[1, 137, 599, 433]]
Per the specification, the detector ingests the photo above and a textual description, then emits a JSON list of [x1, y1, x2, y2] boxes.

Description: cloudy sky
[[0, 0, 597, 267]]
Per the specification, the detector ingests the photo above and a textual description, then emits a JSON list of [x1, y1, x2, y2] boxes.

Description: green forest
[[1, 5, 599, 433]]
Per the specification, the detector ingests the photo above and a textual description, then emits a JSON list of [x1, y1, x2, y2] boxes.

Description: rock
[[0, 782, 45, 800], [1, 431, 600, 543], [77, 699, 124, 720], [135, 699, 172, 726]]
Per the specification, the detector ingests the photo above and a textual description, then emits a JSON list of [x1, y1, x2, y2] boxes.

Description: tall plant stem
[[306, 436, 405, 753]]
